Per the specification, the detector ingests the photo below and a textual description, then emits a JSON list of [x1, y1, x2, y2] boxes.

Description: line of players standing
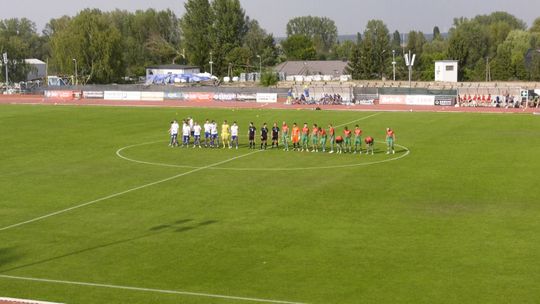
[[169, 118, 397, 155]]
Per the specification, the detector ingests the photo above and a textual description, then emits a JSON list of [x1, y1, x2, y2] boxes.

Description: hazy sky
[[1, 0, 539, 36]]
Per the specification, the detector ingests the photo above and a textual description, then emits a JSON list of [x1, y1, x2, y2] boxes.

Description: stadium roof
[[274, 60, 349, 76], [24, 58, 46, 65]]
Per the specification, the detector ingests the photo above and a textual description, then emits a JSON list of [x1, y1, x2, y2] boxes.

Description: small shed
[[435, 60, 458, 82], [146, 64, 201, 79], [25, 58, 47, 81]]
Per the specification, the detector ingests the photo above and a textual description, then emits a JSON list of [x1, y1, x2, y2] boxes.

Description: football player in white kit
[[231, 121, 239, 149], [182, 120, 191, 148], [193, 122, 202, 148], [168, 120, 179, 147], [203, 119, 212, 147], [210, 120, 219, 148]]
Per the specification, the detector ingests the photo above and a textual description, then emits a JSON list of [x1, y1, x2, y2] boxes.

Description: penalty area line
[[0, 275, 307, 304], [0, 150, 262, 232]]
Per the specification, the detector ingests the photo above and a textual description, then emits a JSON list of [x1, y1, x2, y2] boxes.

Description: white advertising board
[[256, 93, 278, 103]]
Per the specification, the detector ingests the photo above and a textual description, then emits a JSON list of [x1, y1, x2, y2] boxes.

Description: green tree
[[433, 26, 441, 40], [286, 16, 338, 54], [531, 18, 540, 33], [331, 40, 356, 61], [281, 34, 317, 60], [358, 19, 390, 79], [0, 18, 43, 82], [447, 12, 526, 80], [243, 19, 277, 67], [491, 30, 532, 80], [180, 0, 213, 72], [346, 44, 362, 80], [391, 30, 401, 53], [210, 0, 247, 76], [49, 9, 124, 83]]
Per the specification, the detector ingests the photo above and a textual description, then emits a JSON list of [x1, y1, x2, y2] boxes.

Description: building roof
[[146, 64, 200, 70], [25, 58, 46, 65], [435, 60, 459, 63], [274, 60, 349, 76]]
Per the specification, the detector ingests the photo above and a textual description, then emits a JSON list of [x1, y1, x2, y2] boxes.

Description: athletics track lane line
[[0, 150, 262, 232], [0, 274, 307, 304]]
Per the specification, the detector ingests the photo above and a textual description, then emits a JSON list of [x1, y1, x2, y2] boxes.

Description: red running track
[[1, 95, 539, 114]]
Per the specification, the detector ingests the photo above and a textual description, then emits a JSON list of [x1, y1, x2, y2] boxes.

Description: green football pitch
[[1, 104, 539, 304]]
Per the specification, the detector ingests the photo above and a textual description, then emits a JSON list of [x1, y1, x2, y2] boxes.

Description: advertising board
[[140, 91, 164, 101], [44, 90, 75, 100], [256, 93, 278, 103], [82, 91, 104, 99], [379, 95, 406, 105], [104, 91, 141, 101], [405, 95, 435, 106]]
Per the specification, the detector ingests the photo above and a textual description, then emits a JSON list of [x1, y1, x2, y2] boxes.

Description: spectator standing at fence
[[287, 89, 293, 104], [343, 127, 352, 153], [291, 123, 300, 151], [354, 125, 363, 154], [260, 123, 269, 150], [301, 123, 310, 152], [282, 122, 290, 151], [271, 123, 280, 149], [168, 120, 179, 147], [221, 120, 231, 149], [311, 124, 319, 152], [193, 122, 202, 148], [231, 122, 239, 149], [386, 128, 396, 154], [319, 127, 327, 152], [328, 124, 336, 153], [204, 119, 212, 147], [248, 122, 257, 149], [365, 136, 374, 155]]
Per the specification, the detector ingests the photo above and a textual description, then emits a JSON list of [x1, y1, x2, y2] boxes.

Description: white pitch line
[[0, 150, 261, 232], [0, 275, 307, 304], [334, 112, 381, 127]]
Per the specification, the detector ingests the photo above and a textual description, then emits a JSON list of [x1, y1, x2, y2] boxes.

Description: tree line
[[0, 1, 539, 83]]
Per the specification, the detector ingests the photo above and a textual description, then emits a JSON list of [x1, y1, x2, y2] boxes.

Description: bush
[[260, 70, 279, 87]]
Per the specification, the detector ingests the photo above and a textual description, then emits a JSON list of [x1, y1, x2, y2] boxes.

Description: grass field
[[1, 104, 540, 304]]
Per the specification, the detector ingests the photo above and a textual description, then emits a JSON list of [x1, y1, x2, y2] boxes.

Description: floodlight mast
[[404, 50, 416, 89]]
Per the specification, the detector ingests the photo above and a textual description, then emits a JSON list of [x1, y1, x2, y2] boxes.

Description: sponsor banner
[[140, 91, 164, 101], [434, 95, 456, 106], [358, 99, 375, 105], [379, 95, 406, 105], [82, 91, 104, 99], [237, 93, 257, 101], [405, 95, 435, 106], [104, 91, 141, 101], [214, 93, 237, 101], [256, 93, 278, 103], [44, 90, 75, 100], [183, 92, 214, 101], [164, 92, 185, 100]]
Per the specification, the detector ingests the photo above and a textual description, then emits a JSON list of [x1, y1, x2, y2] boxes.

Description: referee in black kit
[[260, 123, 269, 150]]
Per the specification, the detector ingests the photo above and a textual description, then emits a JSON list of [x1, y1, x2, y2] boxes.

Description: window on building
[[446, 65, 454, 71]]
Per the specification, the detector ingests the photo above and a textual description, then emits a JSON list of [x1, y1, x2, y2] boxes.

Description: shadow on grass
[[0, 219, 217, 273], [0, 247, 22, 269]]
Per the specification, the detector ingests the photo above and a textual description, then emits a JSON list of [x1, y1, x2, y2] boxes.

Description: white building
[[145, 64, 200, 79], [435, 60, 458, 83], [25, 58, 47, 81]]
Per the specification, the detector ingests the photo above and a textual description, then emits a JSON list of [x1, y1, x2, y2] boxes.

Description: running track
[[1, 95, 538, 114]]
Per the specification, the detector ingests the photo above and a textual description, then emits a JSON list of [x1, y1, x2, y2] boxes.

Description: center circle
[[116, 141, 410, 171]]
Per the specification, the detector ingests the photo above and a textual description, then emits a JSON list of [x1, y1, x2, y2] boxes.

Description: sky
[[1, 0, 539, 36]]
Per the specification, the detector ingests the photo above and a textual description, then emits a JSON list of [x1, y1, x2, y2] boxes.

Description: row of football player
[[169, 120, 397, 154]]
